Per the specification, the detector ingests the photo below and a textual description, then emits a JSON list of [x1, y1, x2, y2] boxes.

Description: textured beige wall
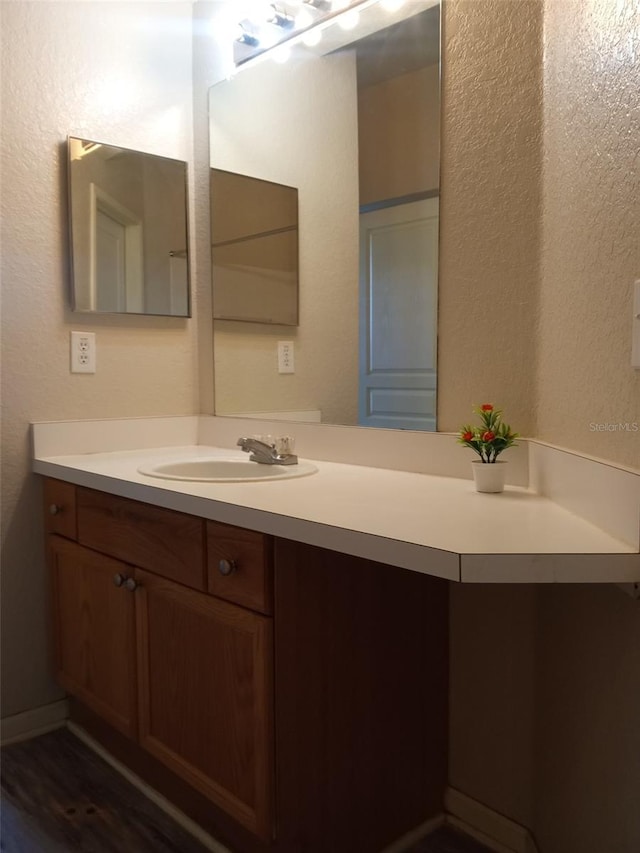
[[437, 0, 542, 436], [531, 2, 640, 848], [447, 2, 640, 850], [0, 1, 198, 718], [538, 0, 640, 469], [210, 52, 360, 425]]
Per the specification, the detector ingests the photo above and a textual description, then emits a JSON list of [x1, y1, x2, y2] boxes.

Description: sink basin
[[138, 457, 318, 483]]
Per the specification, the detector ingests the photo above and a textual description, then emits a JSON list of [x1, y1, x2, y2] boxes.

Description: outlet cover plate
[[70, 331, 96, 374]]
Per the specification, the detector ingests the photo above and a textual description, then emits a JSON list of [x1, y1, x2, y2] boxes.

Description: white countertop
[[33, 444, 640, 584]]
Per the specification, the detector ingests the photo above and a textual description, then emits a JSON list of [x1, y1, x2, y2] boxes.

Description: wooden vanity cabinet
[[44, 480, 274, 842], [43, 478, 448, 853]]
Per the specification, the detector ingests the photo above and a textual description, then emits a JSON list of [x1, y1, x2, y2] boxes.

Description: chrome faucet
[[237, 437, 298, 466]]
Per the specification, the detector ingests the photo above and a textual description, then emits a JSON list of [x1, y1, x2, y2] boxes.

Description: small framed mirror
[[211, 168, 299, 325], [68, 137, 190, 316]]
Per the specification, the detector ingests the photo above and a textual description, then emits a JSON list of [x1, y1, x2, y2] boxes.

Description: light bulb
[[272, 44, 291, 63], [295, 8, 314, 29], [302, 26, 322, 46], [338, 8, 359, 29], [260, 26, 282, 48]]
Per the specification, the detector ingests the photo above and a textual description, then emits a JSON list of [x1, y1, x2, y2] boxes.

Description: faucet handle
[[253, 434, 274, 447], [275, 436, 295, 455]]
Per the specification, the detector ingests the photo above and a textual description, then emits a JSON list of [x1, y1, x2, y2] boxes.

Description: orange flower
[[481, 404, 494, 412], [482, 431, 495, 442], [462, 431, 474, 442]]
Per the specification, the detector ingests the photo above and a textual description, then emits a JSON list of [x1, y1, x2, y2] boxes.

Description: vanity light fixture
[[232, 0, 396, 69]]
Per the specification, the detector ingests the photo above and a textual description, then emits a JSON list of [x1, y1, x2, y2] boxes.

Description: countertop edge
[[34, 458, 640, 584], [34, 459, 461, 583]]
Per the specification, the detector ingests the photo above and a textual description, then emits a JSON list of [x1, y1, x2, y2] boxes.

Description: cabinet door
[[134, 569, 273, 841], [49, 536, 137, 738]]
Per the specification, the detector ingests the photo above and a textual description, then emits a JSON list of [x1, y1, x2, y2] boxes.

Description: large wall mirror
[[68, 137, 190, 316], [209, 0, 440, 428]]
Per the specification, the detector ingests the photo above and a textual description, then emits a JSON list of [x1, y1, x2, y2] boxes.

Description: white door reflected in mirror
[[91, 183, 143, 313], [359, 197, 438, 430]]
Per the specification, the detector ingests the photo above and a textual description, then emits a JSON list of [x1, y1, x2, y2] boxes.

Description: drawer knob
[[124, 577, 139, 592], [218, 559, 237, 577], [113, 573, 126, 587], [49, 504, 62, 515]]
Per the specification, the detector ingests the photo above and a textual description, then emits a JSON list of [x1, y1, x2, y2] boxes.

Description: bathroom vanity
[[42, 475, 448, 853], [33, 416, 639, 852]]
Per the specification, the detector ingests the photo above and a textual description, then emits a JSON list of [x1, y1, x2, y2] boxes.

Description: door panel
[[96, 209, 126, 312], [134, 569, 273, 841], [359, 197, 439, 430], [49, 536, 137, 738]]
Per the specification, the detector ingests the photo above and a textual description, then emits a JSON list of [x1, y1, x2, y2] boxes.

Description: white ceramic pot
[[471, 460, 508, 493]]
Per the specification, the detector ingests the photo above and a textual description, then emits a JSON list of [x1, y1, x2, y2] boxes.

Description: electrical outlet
[[70, 331, 96, 374], [278, 341, 295, 374]]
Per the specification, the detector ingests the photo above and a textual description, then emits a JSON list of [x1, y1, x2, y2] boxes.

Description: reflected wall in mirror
[[211, 169, 299, 325], [209, 0, 440, 428], [68, 137, 190, 316]]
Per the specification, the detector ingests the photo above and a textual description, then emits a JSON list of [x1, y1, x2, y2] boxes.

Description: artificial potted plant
[[458, 404, 519, 493]]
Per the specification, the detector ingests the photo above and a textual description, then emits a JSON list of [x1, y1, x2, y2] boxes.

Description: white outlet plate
[[70, 331, 96, 374], [278, 340, 295, 374]]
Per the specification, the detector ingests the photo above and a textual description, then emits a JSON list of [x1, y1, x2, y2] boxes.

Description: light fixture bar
[[233, 0, 384, 68]]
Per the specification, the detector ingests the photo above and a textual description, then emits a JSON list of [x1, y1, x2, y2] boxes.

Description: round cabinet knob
[[113, 573, 126, 587], [218, 559, 237, 577], [49, 504, 62, 516], [124, 577, 139, 592]]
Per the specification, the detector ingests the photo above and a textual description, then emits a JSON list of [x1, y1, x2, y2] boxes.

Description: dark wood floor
[[1, 728, 207, 853], [1, 728, 491, 853]]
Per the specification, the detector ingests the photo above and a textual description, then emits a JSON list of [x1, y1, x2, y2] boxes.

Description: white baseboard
[[381, 813, 445, 853], [445, 788, 539, 853], [1, 699, 69, 746], [67, 723, 231, 853]]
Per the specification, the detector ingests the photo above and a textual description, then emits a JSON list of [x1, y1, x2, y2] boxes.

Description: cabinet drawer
[[77, 488, 205, 590], [207, 520, 273, 615], [43, 478, 77, 540]]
